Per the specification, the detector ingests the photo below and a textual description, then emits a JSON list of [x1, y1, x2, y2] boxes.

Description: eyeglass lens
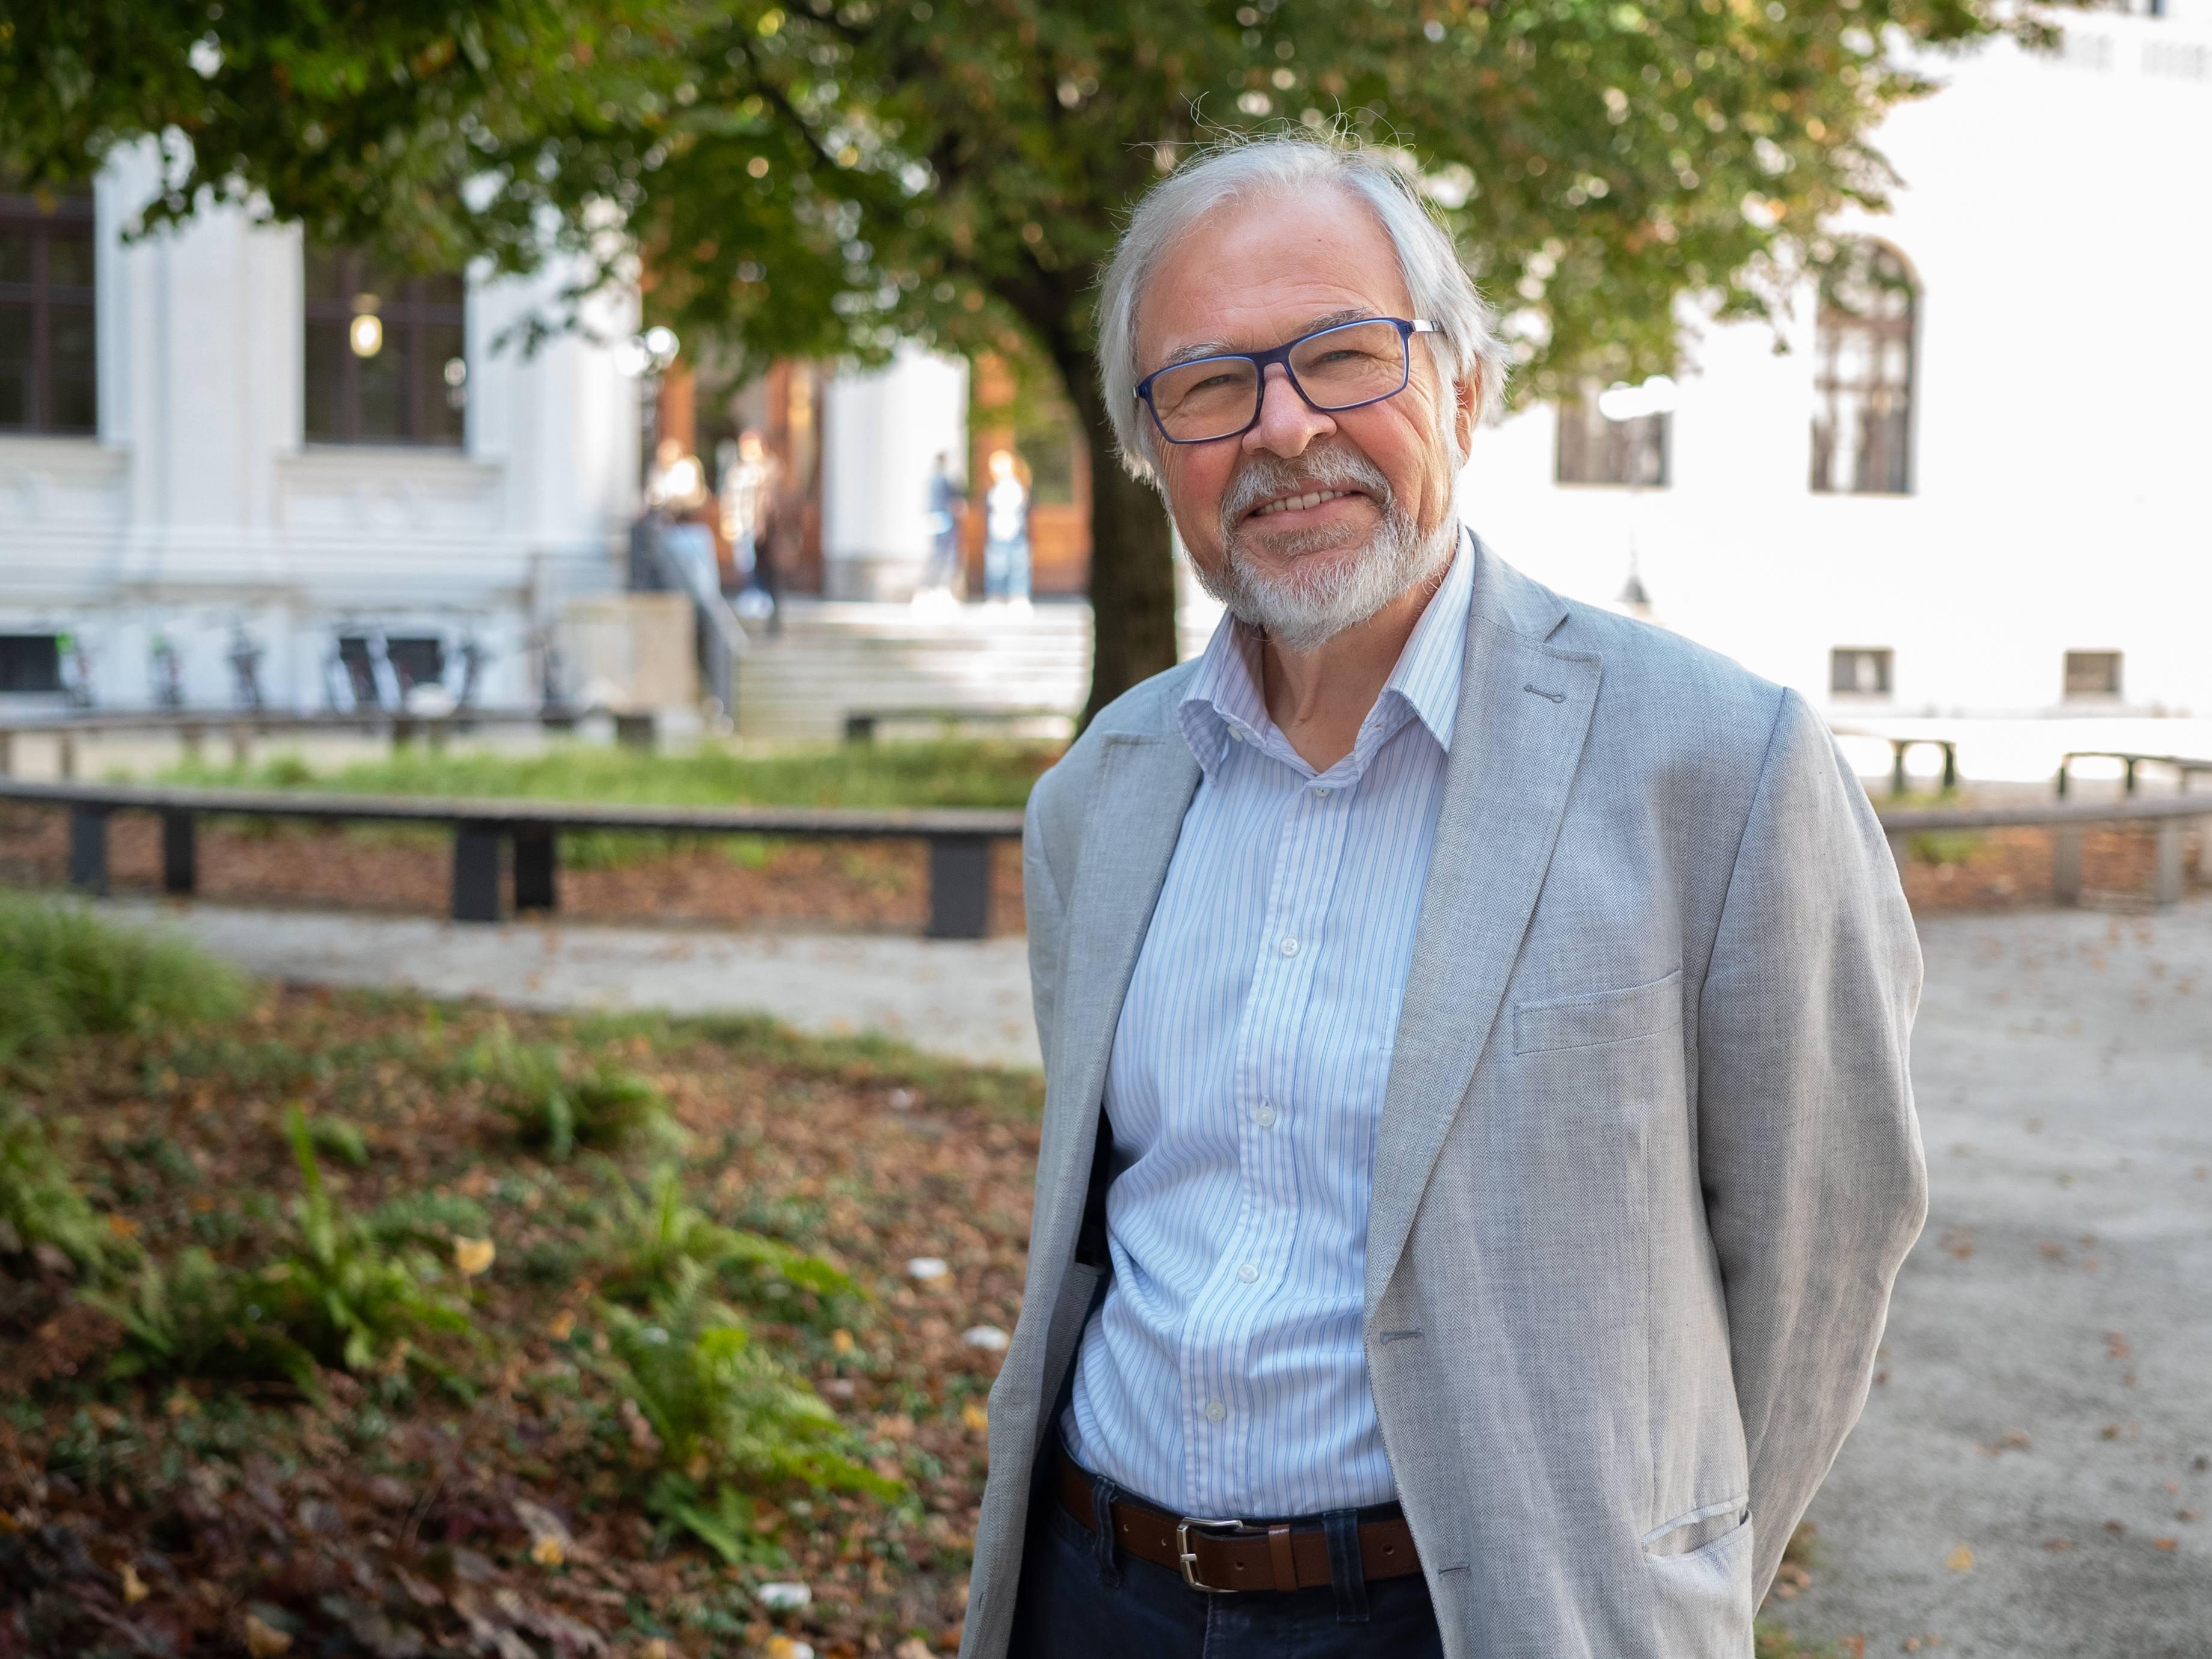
[[1146, 320, 1410, 442]]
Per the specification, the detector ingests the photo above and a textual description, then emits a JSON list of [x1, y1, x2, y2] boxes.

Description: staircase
[[733, 600, 1095, 742]]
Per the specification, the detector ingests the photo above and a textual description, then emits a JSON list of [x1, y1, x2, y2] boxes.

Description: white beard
[[1192, 445, 1461, 654]]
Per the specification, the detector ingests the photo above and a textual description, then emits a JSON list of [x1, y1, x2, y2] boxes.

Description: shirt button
[[1279, 936, 1300, 958], [1237, 1263, 1259, 1283], [1227, 727, 1244, 743], [1253, 1103, 1276, 1128], [1312, 785, 1332, 797], [1205, 1400, 1227, 1423]]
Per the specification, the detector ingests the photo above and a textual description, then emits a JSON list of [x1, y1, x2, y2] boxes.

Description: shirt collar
[[1178, 527, 1474, 778]]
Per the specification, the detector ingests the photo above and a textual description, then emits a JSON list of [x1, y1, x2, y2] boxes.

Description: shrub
[[0, 893, 250, 1062], [0, 1099, 119, 1273], [454, 1022, 668, 1159], [603, 1262, 893, 1561]]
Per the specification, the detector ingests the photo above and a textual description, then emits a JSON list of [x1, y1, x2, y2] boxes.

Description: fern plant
[[0, 1099, 121, 1274], [603, 1261, 894, 1561], [593, 1164, 854, 1315], [454, 1022, 668, 1160], [93, 1108, 474, 1389]]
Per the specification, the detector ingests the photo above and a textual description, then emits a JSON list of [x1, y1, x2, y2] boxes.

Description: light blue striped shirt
[[1063, 534, 1472, 1519]]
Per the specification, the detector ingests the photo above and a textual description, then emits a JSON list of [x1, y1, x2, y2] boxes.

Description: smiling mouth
[[1249, 488, 1364, 520]]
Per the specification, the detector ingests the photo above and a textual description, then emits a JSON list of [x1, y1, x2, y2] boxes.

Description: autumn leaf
[[1945, 1544, 1975, 1572], [453, 1236, 496, 1278], [243, 1614, 294, 1658], [118, 1562, 149, 1604]]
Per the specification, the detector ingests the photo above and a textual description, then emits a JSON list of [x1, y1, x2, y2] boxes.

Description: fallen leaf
[[546, 1310, 575, 1340], [962, 1402, 989, 1432], [243, 1615, 293, 1658], [893, 1641, 936, 1659], [453, 1237, 496, 1278], [2180, 1510, 2202, 1523], [831, 1328, 855, 1355], [1944, 1545, 1974, 1572], [2153, 1537, 2178, 1551], [119, 1562, 149, 1604], [2042, 1539, 2075, 1552], [530, 1533, 564, 1567]]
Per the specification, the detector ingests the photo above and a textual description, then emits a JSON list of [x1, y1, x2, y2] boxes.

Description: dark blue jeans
[[1008, 1480, 1447, 1659]]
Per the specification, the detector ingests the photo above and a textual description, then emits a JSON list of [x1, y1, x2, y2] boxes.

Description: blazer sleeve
[[1022, 777, 1070, 1074], [1695, 688, 1928, 1601]]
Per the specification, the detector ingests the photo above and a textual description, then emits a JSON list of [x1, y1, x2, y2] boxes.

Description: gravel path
[[1777, 899, 2212, 1657], [111, 899, 1042, 1069]]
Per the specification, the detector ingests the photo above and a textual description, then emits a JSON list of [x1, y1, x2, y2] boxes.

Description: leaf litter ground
[[1, 985, 1043, 1658]]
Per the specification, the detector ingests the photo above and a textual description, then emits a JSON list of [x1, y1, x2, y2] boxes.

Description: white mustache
[[1219, 446, 1393, 531]]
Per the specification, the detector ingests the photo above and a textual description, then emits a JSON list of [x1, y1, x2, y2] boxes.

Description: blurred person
[[721, 428, 783, 629], [982, 447, 1032, 610], [963, 133, 1925, 1659], [644, 435, 706, 512], [916, 450, 968, 612]]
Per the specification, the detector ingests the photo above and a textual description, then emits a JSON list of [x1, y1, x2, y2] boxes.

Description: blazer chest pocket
[[1514, 968, 1684, 1056]]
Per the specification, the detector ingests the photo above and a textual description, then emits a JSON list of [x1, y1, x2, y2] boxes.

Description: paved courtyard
[[115, 894, 2212, 1654]]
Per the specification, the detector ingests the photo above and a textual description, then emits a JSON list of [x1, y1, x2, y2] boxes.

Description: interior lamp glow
[[348, 314, 384, 358]]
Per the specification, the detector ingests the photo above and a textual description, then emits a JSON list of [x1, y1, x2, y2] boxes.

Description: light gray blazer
[[961, 539, 1926, 1659]]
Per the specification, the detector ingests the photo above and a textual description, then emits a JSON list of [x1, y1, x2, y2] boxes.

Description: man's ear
[[1452, 374, 1479, 457]]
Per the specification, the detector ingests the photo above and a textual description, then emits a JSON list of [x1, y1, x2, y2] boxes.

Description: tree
[[2, 0, 2061, 720]]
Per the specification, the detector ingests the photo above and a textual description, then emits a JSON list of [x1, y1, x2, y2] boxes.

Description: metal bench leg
[[0, 729, 13, 776], [1889, 741, 1908, 799], [2053, 827, 2083, 905], [69, 806, 111, 896], [513, 828, 558, 914], [2155, 820, 2186, 906], [453, 822, 503, 923], [926, 835, 992, 939], [162, 811, 197, 896], [58, 733, 77, 781]]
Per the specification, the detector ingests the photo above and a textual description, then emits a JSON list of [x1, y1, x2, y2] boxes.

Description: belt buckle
[[1176, 1515, 1256, 1593]]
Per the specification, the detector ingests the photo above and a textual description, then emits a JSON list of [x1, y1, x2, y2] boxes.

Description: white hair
[[1096, 131, 1508, 482]]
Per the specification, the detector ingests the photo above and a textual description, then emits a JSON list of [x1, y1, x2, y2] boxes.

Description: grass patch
[[0, 1099, 121, 1272], [160, 738, 1057, 869], [448, 1018, 673, 1158], [0, 891, 250, 1062]]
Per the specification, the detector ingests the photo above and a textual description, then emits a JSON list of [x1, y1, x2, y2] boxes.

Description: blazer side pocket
[[1514, 968, 1684, 1056]]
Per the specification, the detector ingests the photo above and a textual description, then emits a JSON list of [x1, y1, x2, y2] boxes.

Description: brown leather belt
[[1056, 1446, 1422, 1593]]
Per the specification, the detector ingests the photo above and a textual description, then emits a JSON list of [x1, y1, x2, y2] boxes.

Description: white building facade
[[0, 144, 640, 713], [1467, 6, 2212, 742]]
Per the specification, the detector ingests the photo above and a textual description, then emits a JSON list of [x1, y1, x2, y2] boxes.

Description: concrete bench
[[0, 779, 1022, 939], [2055, 750, 2212, 799], [1877, 794, 2210, 907]]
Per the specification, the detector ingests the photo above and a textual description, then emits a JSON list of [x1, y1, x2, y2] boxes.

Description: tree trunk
[[1065, 371, 1178, 727]]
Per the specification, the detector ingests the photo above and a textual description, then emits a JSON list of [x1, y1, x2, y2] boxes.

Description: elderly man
[[961, 134, 1925, 1659]]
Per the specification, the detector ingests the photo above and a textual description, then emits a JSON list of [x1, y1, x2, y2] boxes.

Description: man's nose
[[1242, 362, 1334, 459]]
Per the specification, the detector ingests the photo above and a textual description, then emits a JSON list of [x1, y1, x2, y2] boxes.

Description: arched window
[[1810, 241, 1916, 496]]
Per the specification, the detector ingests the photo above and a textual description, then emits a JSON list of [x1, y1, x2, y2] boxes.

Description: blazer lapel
[[1364, 544, 1602, 1313], [1027, 730, 1202, 1276]]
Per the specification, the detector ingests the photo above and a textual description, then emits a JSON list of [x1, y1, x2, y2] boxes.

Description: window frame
[[1810, 240, 1918, 498], [0, 190, 99, 438], [1554, 388, 1670, 489], [302, 249, 468, 448], [2062, 650, 2122, 702], [1829, 647, 1895, 698]]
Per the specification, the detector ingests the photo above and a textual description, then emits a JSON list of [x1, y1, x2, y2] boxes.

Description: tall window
[[2063, 651, 2121, 700], [1830, 647, 1894, 697], [1810, 241, 1915, 496], [0, 191, 97, 435], [304, 249, 466, 445], [1556, 388, 1669, 487]]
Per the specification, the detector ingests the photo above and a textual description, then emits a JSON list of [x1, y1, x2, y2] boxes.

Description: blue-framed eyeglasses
[[1135, 317, 1443, 445]]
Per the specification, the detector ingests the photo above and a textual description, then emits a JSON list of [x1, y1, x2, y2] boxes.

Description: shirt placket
[[1181, 753, 1361, 1516]]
